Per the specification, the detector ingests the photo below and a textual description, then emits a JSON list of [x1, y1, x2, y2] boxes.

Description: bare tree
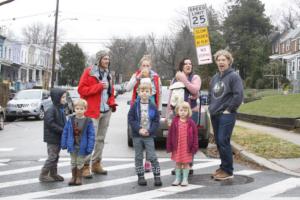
[[280, 7, 298, 31], [0, 0, 14, 6]]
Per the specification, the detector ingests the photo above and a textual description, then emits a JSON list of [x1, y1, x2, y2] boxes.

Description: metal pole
[[51, 0, 59, 88]]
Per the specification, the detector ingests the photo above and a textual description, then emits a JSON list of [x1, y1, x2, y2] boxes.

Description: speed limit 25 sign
[[188, 4, 209, 28]]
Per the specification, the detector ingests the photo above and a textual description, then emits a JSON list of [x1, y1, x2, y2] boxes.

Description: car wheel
[[0, 114, 4, 130], [127, 126, 133, 147], [6, 116, 16, 122], [36, 107, 45, 120]]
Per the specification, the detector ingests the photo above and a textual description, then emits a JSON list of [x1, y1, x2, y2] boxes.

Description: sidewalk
[[233, 120, 300, 177]]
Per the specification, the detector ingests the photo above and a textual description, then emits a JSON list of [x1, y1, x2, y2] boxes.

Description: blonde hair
[[139, 55, 152, 67], [74, 98, 88, 109], [175, 101, 192, 117], [138, 82, 152, 92], [214, 49, 234, 65]]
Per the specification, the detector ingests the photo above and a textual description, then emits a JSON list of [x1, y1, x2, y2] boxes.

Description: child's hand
[[139, 128, 146, 136]]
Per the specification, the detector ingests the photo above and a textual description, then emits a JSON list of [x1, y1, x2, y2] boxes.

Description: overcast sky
[[0, 0, 293, 55]]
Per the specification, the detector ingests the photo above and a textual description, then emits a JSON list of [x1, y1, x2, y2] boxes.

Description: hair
[[175, 101, 192, 118], [139, 55, 152, 68], [178, 57, 193, 73], [138, 82, 152, 93], [74, 98, 88, 109], [213, 49, 234, 65]]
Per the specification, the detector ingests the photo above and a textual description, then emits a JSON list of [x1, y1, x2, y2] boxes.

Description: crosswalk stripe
[[0, 148, 14, 152], [0, 160, 220, 200], [234, 177, 300, 199], [110, 184, 204, 200], [234, 170, 261, 176], [0, 163, 135, 189], [0, 162, 70, 177]]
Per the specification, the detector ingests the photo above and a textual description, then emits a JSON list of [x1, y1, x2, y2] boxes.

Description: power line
[[0, 11, 54, 22]]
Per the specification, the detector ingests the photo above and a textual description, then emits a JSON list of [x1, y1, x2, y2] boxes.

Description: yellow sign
[[193, 27, 210, 47]]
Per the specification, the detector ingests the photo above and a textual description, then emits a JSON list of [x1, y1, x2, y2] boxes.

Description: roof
[[281, 27, 300, 42]]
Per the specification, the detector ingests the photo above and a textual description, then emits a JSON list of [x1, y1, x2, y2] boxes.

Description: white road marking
[[234, 170, 261, 176], [0, 163, 135, 189], [110, 184, 203, 200], [0, 160, 220, 200], [0, 162, 70, 176], [234, 177, 300, 200], [0, 148, 14, 152]]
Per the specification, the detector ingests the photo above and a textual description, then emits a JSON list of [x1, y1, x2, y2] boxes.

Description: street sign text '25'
[[188, 5, 209, 28]]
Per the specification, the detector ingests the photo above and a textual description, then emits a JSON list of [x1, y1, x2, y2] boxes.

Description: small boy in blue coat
[[61, 98, 95, 186], [128, 80, 162, 186]]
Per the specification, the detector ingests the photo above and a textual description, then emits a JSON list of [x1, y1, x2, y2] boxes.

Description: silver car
[[127, 86, 210, 148], [5, 89, 52, 121]]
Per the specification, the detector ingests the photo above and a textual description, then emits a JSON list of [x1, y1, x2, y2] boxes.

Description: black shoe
[[189, 169, 194, 175], [171, 169, 175, 175], [154, 176, 162, 186], [138, 176, 147, 186]]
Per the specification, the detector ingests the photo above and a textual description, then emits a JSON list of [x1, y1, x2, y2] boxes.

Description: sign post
[[188, 4, 212, 65]]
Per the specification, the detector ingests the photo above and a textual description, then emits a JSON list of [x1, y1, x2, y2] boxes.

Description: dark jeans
[[211, 113, 236, 175]]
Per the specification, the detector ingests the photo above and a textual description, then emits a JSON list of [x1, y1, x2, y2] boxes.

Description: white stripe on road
[[234, 177, 300, 200], [0, 163, 135, 190], [0, 148, 14, 152], [234, 170, 261, 176], [0, 162, 70, 176], [0, 160, 220, 200], [110, 184, 203, 200]]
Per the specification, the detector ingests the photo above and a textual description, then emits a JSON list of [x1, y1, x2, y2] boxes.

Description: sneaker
[[144, 161, 151, 173], [211, 168, 222, 178], [213, 170, 234, 181]]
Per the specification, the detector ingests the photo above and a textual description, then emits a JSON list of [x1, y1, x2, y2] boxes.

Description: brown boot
[[75, 168, 83, 185], [92, 160, 107, 175], [68, 168, 77, 186], [49, 167, 64, 181], [39, 168, 55, 182], [82, 164, 93, 179]]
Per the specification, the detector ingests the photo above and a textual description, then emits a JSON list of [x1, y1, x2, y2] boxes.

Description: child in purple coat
[[166, 102, 198, 186]]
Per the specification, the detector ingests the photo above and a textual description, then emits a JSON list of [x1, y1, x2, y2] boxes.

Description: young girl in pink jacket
[[166, 102, 198, 186]]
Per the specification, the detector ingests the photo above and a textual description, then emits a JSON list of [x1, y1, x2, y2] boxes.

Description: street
[[0, 93, 299, 199]]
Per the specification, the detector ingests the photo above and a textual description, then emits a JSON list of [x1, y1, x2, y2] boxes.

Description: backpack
[[169, 82, 185, 108]]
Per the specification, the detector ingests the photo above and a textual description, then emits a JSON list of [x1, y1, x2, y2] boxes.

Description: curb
[[231, 141, 300, 177]]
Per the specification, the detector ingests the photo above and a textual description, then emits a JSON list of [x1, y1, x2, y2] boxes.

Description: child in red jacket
[[166, 101, 198, 186]]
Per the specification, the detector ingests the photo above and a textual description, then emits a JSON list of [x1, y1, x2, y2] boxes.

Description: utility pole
[[0, 0, 14, 6], [51, 0, 59, 88]]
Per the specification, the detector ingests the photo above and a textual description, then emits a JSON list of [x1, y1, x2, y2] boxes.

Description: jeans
[[211, 113, 236, 175], [70, 146, 85, 169], [133, 137, 160, 176]]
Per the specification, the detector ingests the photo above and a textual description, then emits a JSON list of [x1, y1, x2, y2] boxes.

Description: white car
[[5, 89, 52, 121]]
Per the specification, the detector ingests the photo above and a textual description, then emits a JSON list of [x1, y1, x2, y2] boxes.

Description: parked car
[[0, 105, 5, 130], [65, 89, 80, 114], [127, 86, 210, 148], [5, 89, 52, 121], [200, 90, 209, 105]]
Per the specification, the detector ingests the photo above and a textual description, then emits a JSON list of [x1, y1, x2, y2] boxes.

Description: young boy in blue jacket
[[61, 99, 95, 186], [128, 80, 162, 186]]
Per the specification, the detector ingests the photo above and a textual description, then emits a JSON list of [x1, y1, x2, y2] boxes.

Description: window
[[298, 39, 300, 51], [0, 46, 2, 58], [286, 40, 290, 51], [298, 57, 300, 71], [4, 47, 7, 58]]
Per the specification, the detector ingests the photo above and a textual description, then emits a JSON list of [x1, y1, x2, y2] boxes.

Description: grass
[[239, 94, 300, 118], [232, 126, 300, 159]]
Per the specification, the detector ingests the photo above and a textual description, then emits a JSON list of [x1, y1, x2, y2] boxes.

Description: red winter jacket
[[166, 116, 198, 154], [78, 65, 117, 119]]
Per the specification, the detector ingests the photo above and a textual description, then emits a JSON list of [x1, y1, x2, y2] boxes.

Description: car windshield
[[68, 90, 80, 98], [14, 90, 41, 100]]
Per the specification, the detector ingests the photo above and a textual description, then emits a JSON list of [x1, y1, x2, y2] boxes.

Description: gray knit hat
[[95, 50, 109, 65]]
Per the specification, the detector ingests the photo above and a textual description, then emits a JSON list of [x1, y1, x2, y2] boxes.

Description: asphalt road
[[0, 93, 299, 199]]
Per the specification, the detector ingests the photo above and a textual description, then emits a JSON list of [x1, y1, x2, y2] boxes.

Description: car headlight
[[30, 103, 39, 108]]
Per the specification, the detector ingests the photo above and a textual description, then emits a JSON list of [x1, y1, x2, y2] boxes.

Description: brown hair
[[175, 101, 192, 117], [178, 58, 193, 72]]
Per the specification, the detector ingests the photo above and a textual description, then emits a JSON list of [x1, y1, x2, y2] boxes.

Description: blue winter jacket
[[128, 98, 160, 137], [61, 116, 95, 156]]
